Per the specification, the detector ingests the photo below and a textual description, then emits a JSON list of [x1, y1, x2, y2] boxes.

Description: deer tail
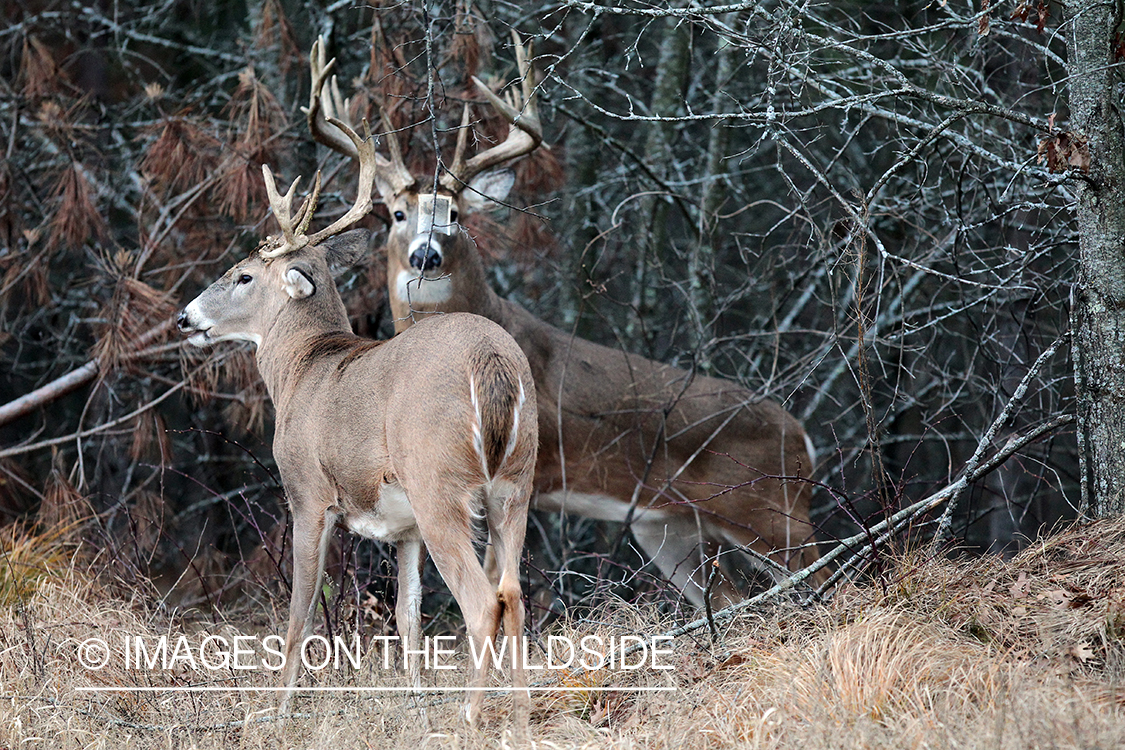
[[468, 347, 527, 481]]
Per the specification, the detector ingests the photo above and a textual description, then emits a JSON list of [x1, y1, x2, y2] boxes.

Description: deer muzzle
[[176, 304, 213, 347], [408, 235, 443, 272]]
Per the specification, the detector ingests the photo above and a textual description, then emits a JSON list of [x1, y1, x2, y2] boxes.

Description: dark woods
[[0, 1, 1078, 624]]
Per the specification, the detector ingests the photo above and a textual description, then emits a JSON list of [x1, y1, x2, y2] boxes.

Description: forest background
[[0, 0, 1098, 620]]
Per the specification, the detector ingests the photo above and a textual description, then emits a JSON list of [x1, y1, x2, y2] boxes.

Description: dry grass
[[3, 519, 1125, 748]]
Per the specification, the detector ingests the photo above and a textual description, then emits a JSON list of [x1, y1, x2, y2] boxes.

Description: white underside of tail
[[469, 375, 527, 483], [502, 377, 527, 465], [469, 373, 490, 481]]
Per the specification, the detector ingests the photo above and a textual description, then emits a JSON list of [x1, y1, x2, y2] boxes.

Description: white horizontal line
[[75, 686, 676, 693]]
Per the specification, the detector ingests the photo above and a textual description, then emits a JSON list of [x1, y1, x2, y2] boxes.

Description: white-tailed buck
[[307, 36, 824, 607], [177, 118, 536, 733]]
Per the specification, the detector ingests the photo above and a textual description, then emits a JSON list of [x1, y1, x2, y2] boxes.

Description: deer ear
[[322, 228, 371, 271], [461, 169, 515, 211], [282, 262, 316, 300]]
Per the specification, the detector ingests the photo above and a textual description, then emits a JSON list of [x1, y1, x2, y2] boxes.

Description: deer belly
[[535, 490, 664, 523], [344, 483, 418, 541]]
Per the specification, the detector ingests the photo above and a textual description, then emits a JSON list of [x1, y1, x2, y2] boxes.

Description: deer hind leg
[[410, 489, 504, 729], [630, 515, 741, 610], [482, 537, 500, 585], [279, 504, 338, 713], [484, 480, 531, 740]]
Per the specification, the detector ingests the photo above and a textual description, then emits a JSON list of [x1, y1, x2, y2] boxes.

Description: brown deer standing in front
[[306, 36, 824, 608], [177, 118, 535, 734]]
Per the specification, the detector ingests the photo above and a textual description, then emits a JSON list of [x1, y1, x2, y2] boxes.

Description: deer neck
[[256, 294, 351, 405]]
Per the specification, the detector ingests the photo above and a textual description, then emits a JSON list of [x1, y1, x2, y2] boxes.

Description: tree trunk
[[689, 22, 735, 372], [1067, 0, 1125, 517], [626, 17, 691, 344]]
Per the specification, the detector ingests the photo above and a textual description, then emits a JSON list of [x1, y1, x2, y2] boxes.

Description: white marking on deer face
[[407, 233, 443, 272], [416, 194, 455, 235], [178, 298, 223, 347], [178, 289, 264, 347]]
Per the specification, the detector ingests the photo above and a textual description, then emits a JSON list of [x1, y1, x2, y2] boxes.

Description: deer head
[[304, 33, 542, 324], [178, 118, 376, 348], [176, 229, 369, 348]]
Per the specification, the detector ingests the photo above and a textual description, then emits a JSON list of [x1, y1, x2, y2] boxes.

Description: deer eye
[[237, 274, 252, 285], [393, 211, 406, 222]]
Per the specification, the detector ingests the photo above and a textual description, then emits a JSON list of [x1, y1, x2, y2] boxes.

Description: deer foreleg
[[395, 537, 425, 689], [279, 503, 338, 713]]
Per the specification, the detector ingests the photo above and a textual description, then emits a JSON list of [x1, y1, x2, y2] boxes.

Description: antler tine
[[305, 117, 378, 246], [379, 109, 415, 194], [513, 29, 535, 112], [293, 170, 323, 236], [440, 32, 543, 193], [259, 115, 375, 258], [446, 104, 473, 187], [305, 36, 415, 196], [260, 165, 311, 259], [304, 36, 359, 159]]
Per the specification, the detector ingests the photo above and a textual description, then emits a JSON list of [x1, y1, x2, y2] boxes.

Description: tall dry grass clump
[[0, 523, 79, 608], [523, 519, 1125, 749]]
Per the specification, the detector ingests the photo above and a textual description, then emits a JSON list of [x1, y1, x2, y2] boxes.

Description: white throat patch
[[395, 269, 453, 306]]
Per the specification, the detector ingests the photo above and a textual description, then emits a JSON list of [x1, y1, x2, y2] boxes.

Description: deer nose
[[409, 247, 442, 271], [176, 310, 190, 332]]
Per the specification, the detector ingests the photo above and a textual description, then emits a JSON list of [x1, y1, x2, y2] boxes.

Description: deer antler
[[439, 32, 543, 194], [260, 117, 377, 259], [260, 168, 312, 257], [304, 35, 415, 196]]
